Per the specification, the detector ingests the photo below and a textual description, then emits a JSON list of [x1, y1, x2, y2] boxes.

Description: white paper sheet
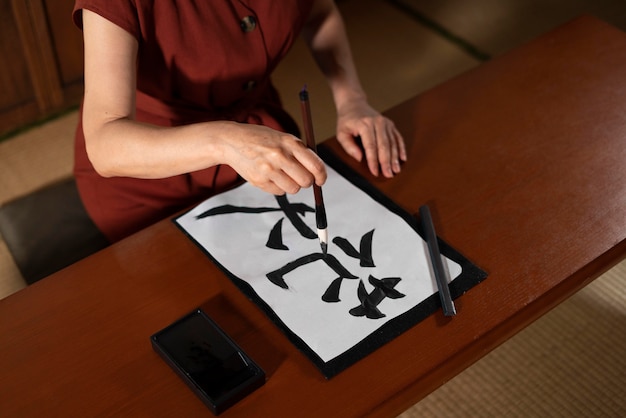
[[176, 164, 462, 364]]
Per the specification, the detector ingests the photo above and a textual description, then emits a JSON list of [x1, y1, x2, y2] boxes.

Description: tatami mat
[[396, 0, 626, 56], [0, 111, 78, 297], [0, 111, 77, 204], [400, 259, 626, 417]]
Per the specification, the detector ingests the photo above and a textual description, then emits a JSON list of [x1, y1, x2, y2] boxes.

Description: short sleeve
[[73, 0, 140, 40]]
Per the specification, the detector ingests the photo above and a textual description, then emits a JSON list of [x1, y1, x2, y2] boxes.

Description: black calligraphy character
[[196, 195, 316, 251], [266, 218, 288, 250], [266, 253, 358, 294], [268, 229, 380, 302], [320, 229, 377, 302], [332, 229, 375, 267], [275, 195, 316, 240], [349, 275, 406, 319]]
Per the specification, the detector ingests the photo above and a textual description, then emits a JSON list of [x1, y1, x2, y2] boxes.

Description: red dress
[[73, 0, 314, 242]]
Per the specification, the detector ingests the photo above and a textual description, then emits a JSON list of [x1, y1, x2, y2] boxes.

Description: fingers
[[243, 136, 326, 195], [387, 124, 400, 175], [388, 123, 407, 171], [294, 145, 327, 187], [340, 115, 406, 178], [271, 154, 322, 195], [250, 161, 303, 195], [248, 167, 310, 196], [336, 133, 364, 163]]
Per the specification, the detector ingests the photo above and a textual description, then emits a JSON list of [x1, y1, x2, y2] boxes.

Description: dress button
[[243, 80, 257, 91], [240, 16, 257, 32]]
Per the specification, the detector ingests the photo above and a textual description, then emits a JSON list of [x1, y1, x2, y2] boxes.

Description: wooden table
[[1, 16, 625, 417]]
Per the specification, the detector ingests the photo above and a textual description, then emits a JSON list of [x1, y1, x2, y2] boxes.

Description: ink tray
[[151, 309, 265, 415]]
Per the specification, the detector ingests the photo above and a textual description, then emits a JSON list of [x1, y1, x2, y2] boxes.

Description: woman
[[73, 0, 406, 242]]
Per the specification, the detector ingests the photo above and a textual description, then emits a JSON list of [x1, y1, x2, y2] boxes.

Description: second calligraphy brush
[[299, 85, 328, 255]]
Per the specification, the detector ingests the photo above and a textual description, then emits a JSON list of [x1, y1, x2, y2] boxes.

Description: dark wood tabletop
[[1, 15, 625, 417]]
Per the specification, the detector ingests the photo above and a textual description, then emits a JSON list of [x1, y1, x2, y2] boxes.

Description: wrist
[[335, 90, 367, 113]]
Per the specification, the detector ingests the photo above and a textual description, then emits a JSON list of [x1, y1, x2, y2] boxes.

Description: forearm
[[82, 115, 238, 179], [302, 0, 367, 110], [83, 112, 327, 195], [302, 1, 407, 178]]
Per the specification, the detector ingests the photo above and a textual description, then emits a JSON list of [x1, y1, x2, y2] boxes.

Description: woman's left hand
[[335, 99, 407, 178]]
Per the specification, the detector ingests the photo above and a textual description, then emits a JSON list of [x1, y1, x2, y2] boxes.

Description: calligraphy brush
[[299, 85, 328, 256]]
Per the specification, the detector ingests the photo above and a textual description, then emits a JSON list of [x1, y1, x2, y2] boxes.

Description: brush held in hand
[[299, 85, 328, 255]]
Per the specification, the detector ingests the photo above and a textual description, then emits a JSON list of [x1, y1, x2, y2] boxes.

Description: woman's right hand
[[219, 123, 327, 196]]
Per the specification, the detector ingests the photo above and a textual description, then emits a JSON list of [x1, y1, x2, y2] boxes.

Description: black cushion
[[0, 178, 109, 284]]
